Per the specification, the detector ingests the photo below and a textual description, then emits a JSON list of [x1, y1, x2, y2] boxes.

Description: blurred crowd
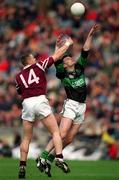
[[0, 0, 119, 159]]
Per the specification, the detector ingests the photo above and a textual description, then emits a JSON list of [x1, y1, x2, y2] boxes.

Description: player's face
[[63, 56, 75, 68], [27, 54, 36, 65]]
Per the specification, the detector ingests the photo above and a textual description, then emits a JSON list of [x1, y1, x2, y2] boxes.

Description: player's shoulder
[[15, 68, 26, 79], [15, 71, 21, 78], [37, 56, 53, 63], [37, 56, 54, 69], [75, 62, 84, 70]]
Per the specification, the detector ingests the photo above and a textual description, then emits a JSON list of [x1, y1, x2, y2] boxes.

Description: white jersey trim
[[36, 63, 45, 71], [23, 65, 31, 69], [42, 58, 49, 69]]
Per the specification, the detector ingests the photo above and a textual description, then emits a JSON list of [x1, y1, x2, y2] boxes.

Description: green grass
[[0, 158, 119, 180]]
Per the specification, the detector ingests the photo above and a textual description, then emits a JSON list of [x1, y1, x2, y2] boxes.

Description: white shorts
[[61, 99, 86, 124], [22, 95, 52, 122]]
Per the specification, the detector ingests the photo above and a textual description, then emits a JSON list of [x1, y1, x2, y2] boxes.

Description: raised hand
[[56, 34, 64, 48], [89, 24, 101, 36], [65, 36, 73, 46], [83, 24, 101, 51], [55, 34, 73, 50]]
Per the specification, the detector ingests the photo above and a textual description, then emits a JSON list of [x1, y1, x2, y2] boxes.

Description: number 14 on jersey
[[20, 69, 40, 88]]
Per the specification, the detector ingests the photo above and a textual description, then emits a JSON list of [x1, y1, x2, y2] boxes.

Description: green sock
[[40, 150, 49, 160], [47, 154, 55, 164]]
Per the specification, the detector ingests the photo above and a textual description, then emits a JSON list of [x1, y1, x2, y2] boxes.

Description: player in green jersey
[[37, 24, 100, 176]]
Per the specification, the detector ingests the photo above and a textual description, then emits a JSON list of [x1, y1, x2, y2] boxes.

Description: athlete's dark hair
[[20, 53, 30, 66]]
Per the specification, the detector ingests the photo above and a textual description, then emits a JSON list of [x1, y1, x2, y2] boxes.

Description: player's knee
[[20, 136, 31, 151], [60, 131, 67, 140], [23, 131, 32, 140], [20, 143, 29, 154], [67, 136, 74, 144], [52, 130, 60, 137], [23, 135, 32, 142]]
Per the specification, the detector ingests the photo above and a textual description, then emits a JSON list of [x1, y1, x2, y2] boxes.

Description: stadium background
[[0, 0, 119, 161]]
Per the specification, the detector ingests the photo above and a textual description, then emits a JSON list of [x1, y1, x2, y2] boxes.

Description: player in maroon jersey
[[16, 36, 73, 178]]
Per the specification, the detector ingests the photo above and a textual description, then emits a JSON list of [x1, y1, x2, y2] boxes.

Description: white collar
[[23, 65, 31, 69]]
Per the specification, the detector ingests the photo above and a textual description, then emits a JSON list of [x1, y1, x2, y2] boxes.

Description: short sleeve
[[77, 50, 89, 67], [37, 56, 54, 70]]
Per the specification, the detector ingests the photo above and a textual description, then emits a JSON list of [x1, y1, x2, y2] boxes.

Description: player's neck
[[66, 66, 75, 72], [23, 62, 35, 69]]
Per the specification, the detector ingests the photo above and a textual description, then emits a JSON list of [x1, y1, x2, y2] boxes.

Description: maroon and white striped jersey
[[15, 56, 54, 99]]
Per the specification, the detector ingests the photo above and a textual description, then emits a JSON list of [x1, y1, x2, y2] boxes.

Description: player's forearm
[[52, 42, 71, 61], [83, 24, 100, 51], [83, 33, 93, 51]]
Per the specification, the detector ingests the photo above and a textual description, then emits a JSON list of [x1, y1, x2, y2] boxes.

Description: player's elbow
[[60, 131, 67, 140], [83, 46, 90, 51], [52, 54, 61, 62]]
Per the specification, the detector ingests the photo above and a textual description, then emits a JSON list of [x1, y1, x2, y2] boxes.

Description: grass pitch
[[0, 158, 119, 180]]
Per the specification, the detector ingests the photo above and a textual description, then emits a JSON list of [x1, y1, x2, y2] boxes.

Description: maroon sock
[[56, 154, 63, 159], [20, 161, 26, 167]]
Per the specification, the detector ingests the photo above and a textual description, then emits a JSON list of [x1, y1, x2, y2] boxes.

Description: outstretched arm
[[83, 24, 100, 51], [77, 24, 100, 66], [52, 35, 73, 61]]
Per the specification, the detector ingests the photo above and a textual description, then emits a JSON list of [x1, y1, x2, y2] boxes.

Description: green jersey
[[55, 50, 89, 103]]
